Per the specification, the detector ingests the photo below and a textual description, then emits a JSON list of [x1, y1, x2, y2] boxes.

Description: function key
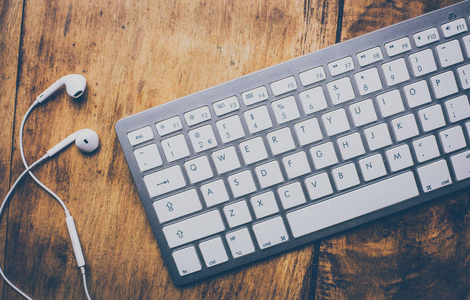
[[328, 56, 354, 76], [213, 96, 240, 116], [172, 246, 201, 276], [127, 126, 154, 146], [241, 86, 269, 106], [413, 27, 440, 47], [441, 18, 468, 38], [270, 76, 297, 96], [156, 116, 183, 136], [184, 106, 211, 126], [356, 47, 383, 66], [385, 37, 411, 57], [299, 66, 326, 86]]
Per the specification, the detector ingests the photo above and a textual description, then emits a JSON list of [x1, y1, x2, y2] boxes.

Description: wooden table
[[1, 0, 469, 298]]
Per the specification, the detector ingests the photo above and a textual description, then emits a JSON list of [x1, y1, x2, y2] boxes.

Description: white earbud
[[47, 129, 99, 157], [36, 74, 87, 103]]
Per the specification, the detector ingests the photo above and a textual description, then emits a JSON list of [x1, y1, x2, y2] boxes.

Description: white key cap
[[430, 71, 458, 99], [270, 76, 297, 96], [441, 18, 468, 37], [163, 210, 225, 248], [156, 116, 183, 136], [184, 106, 211, 126], [457, 64, 470, 89], [294, 118, 323, 146], [272, 96, 300, 124], [403, 80, 432, 108], [184, 156, 213, 184], [304, 172, 333, 200], [364, 123, 392, 151], [288, 172, 419, 238], [172, 246, 201, 276], [354, 68, 382, 95], [358, 154, 387, 181], [199, 237, 228, 267], [326, 77, 355, 105], [445, 95, 470, 123], [213, 96, 240, 116], [242, 86, 269, 106], [376, 89, 405, 118], [200, 180, 229, 207], [267, 127, 296, 155], [436, 40, 463, 68], [224, 201, 252, 228], [386, 144, 413, 172], [127, 126, 153, 146], [226, 228, 255, 258], [144, 166, 186, 198], [321, 108, 350, 136], [153, 189, 202, 223], [227, 170, 257, 198], [250, 191, 279, 219], [134, 144, 163, 172], [382, 58, 410, 86], [277, 182, 306, 209], [451, 150, 470, 180], [188, 124, 217, 153], [412, 135, 440, 163], [299, 66, 326, 86], [216, 115, 245, 143], [349, 99, 378, 127], [385, 37, 411, 57], [439, 126, 467, 153], [357, 47, 383, 66], [244, 105, 273, 133], [239, 137, 268, 165], [253, 217, 289, 249], [418, 104, 446, 132], [161, 134, 190, 162], [331, 163, 360, 191], [310, 142, 338, 169], [409, 49, 437, 77], [417, 160, 452, 192], [391, 114, 419, 141], [299, 86, 328, 114], [255, 161, 284, 188], [337, 132, 365, 160], [413, 27, 440, 47], [463, 35, 470, 57], [328, 56, 355, 76], [282, 151, 311, 179], [211, 146, 240, 174]]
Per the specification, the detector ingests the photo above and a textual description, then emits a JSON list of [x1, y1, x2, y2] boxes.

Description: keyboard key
[[277, 182, 306, 209], [226, 228, 255, 258], [331, 163, 360, 191], [133, 144, 163, 172], [224, 201, 252, 228], [294, 118, 323, 146], [172, 246, 201, 276], [417, 104, 446, 132], [144, 165, 186, 197], [200, 180, 229, 207], [409, 49, 437, 77], [227, 170, 257, 198], [211, 146, 241, 174], [304, 172, 333, 200], [354, 68, 382, 95], [412, 135, 440, 163], [267, 127, 296, 155], [321, 108, 350, 136], [298, 86, 328, 114], [156, 116, 183, 136], [326, 77, 355, 105], [376, 89, 405, 118], [244, 105, 273, 133], [349, 99, 378, 127], [356, 47, 383, 66], [436, 40, 463, 68], [282, 151, 311, 179], [161, 134, 190, 162], [309, 142, 338, 169], [385, 144, 413, 172], [288, 172, 419, 237], [271, 96, 300, 124], [441, 18, 468, 38], [213, 96, 240, 116], [216, 115, 245, 143], [382, 58, 410, 86], [199, 237, 229, 267], [241, 86, 269, 106], [413, 27, 440, 47], [417, 160, 452, 192], [337, 132, 365, 160], [403, 80, 432, 108], [184, 106, 211, 126], [163, 210, 225, 248], [439, 126, 467, 153], [445, 95, 470, 123], [153, 189, 202, 223], [463, 35, 470, 57], [364, 123, 392, 151], [270, 76, 297, 96], [391, 114, 419, 141], [358, 154, 387, 181], [457, 64, 470, 89], [385, 37, 411, 57], [328, 56, 355, 76], [250, 191, 279, 219], [188, 124, 217, 153], [299, 66, 326, 86], [253, 217, 289, 249], [430, 71, 458, 99], [184, 156, 213, 184], [239, 137, 268, 165], [450, 150, 470, 181], [127, 126, 153, 146], [255, 161, 284, 188]]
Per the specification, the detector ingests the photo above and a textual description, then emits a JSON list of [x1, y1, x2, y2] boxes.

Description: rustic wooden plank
[[316, 0, 470, 298], [4, 0, 339, 298]]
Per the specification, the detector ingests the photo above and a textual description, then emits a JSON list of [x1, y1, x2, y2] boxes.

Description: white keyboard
[[115, 2, 470, 285]]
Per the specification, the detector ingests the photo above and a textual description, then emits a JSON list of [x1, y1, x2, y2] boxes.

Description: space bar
[[287, 172, 419, 238]]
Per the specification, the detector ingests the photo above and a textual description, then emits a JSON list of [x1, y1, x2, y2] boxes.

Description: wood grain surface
[[0, 0, 468, 299]]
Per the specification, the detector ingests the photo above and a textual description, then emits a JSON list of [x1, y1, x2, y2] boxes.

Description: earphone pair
[[1, 74, 99, 300]]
